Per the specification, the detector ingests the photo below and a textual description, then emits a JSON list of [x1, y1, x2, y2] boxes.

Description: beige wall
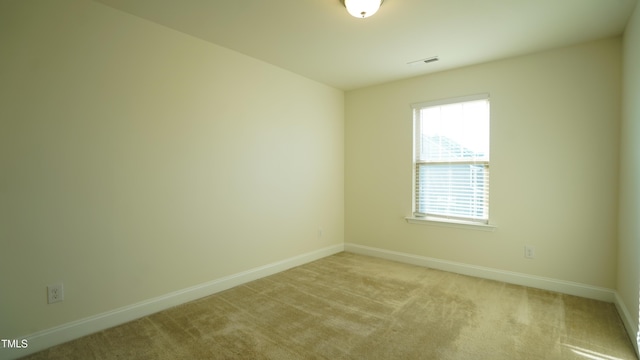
[[618, 1, 640, 343], [0, 0, 633, 349], [0, 0, 344, 338], [346, 38, 621, 288]]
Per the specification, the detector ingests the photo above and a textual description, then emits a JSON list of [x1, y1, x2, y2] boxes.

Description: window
[[412, 94, 490, 224]]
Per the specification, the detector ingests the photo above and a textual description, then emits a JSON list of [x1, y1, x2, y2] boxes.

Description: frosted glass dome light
[[344, 0, 383, 19]]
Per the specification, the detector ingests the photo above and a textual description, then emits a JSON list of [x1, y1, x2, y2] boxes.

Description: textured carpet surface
[[22, 252, 637, 359]]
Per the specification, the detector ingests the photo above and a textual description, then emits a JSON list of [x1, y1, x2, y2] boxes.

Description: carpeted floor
[[21, 252, 637, 359]]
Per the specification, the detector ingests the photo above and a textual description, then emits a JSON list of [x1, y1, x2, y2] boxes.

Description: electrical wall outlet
[[524, 246, 535, 259], [47, 283, 64, 304]]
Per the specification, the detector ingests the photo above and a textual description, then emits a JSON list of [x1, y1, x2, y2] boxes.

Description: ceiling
[[95, 0, 637, 90]]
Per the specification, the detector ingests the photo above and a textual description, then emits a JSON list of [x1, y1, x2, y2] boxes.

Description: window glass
[[413, 95, 490, 223]]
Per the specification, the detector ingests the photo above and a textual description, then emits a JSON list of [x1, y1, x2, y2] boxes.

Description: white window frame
[[407, 93, 494, 229]]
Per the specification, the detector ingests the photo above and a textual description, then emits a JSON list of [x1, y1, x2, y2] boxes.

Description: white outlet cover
[[524, 246, 535, 259], [47, 283, 64, 304]]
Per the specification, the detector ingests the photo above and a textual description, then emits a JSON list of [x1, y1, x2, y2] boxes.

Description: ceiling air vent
[[407, 56, 439, 65]]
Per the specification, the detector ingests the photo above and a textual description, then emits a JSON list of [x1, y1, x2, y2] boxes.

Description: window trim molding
[[405, 216, 496, 231], [411, 93, 490, 110], [411, 93, 491, 224]]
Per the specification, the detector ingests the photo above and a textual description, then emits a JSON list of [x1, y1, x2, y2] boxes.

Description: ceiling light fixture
[[344, 0, 384, 19]]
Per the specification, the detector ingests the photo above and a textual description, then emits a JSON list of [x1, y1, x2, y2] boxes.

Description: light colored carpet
[[22, 252, 637, 359]]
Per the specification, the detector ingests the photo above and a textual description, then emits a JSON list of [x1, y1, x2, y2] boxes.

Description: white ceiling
[[95, 0, 637, 90]]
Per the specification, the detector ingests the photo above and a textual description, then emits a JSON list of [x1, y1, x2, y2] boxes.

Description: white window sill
[[405, 216, 496, 231]]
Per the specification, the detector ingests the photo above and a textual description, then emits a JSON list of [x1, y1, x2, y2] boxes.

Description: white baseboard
[[347, 241, 639, 356], [1, 244, 344, 360], [613, 292, 640, 358], [346, 243, 640, 356], [344, 243, 616, 302], [5, 243, 634, 360]]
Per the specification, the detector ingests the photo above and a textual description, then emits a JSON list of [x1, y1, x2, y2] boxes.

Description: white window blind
[[412, 94, 490, 223]]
